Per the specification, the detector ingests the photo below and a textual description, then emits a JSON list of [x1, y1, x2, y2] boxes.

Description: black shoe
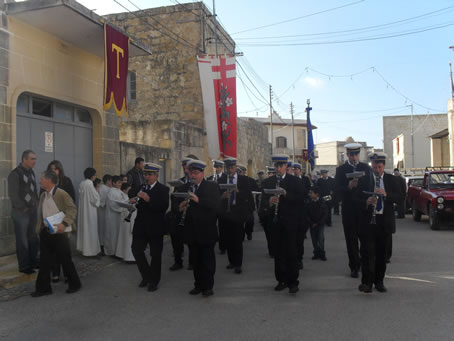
[[312, 255, 319, 260], [138, 279, 148, 288], [148, 283, 158, 292], [202, 289, 214, 297], [234, 267, 242, 274], [66, 285, 81, 294], [375, 283, 387, 293], [247, 234, 252, 241], [51, 276, 60, 283], [226, 264, 234, 269], [358, 284, 372, 293], [21, 268, 35, 275], [274, 282, 287, 291], [187, 264, 193, 271], [350, 270, 359, 278], [169, 263, 183, 271], [31, 290, 52, 297], [288, 286, 299, 294], [320, 256, 327, 261], [386, 259, 391, 264], [189, 288, 202, 295]]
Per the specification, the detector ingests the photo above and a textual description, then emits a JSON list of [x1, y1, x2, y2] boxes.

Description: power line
[[234, 4, 454, 41], [238, 21, 454, 46], [231, 0, 365, 35]]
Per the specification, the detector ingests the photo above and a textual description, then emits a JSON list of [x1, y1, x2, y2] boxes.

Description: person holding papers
[[31, 170, 81, 297]]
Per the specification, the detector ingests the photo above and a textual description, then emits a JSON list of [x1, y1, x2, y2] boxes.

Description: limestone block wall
[[237, 118, 271, 176], [0, 1, 13, 255]]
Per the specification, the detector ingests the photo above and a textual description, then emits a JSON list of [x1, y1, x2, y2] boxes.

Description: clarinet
[[273, 177, 281, 224], [124, 184, 146, 222], [370, 181, 379, 225], [178, 181, 195, 227]]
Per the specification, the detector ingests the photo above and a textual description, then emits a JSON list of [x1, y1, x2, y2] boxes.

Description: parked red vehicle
[[407, 168, 454, 230]]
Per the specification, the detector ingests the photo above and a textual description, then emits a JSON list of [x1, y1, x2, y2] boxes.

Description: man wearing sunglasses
[[334, 143, 372, 279]]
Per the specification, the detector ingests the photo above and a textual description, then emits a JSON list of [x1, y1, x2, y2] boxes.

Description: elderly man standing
[[7, 150, 40, 274], [31, 170, 81, 297]]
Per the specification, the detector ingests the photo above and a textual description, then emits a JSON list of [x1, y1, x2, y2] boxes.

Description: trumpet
[[172, 180, 195, 227], [362, 190, 384, 224], [220, 182, 237, 212]]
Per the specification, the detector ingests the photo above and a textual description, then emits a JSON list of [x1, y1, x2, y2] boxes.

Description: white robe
[[76, 179, 101, 256], [104, 187, 124, 256], [115, 192, 136, 262], [97, 184, 110, 246]]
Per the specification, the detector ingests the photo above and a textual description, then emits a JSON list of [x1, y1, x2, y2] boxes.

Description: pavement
[[1, 213, 454, 341]]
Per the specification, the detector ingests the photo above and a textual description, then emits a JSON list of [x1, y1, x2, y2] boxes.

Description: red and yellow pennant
[[104, 24, 129, 117]]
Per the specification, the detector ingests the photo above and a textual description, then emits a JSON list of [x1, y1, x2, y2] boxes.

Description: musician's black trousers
[[36, 230, 80, 293], [244, 212, 254, 237], [190, 242, 216, 290], [217, 216, 226, 252], [272, 222, 299, 287], [219, 218, 244, 267], [326, 201, 332, 226], [131, 232, 163, 285], [341, 209, 361, 272], [297, 222, 308, 262], [170, 228, 193, 266], [263, 219, 274, 257], [359, 215, 388, 286]]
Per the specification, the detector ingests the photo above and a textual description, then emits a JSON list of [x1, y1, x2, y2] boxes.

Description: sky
[[78, 0, 454, 148]]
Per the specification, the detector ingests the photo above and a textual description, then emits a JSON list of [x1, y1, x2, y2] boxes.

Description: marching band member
[[132, 163, 169, 292], [218, 158, 253, 274], [237, 164, 260, 241], [260, 155, 305, 294], [334, 143, 371, 278], [180, 160, 220, 297]]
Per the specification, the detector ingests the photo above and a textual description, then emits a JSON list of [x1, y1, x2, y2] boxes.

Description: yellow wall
[[7, 17, 105, 168]]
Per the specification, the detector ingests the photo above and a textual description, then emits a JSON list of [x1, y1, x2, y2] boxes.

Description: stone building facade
[[107, 2, 269, 178]]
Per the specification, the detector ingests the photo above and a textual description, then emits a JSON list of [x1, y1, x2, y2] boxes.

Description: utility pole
[[290, 102, 295, 161], [269, 85, 273, 155], [450, 61, 454, 98], [212, 0, 218, 57], [409, 104, 415, 168]]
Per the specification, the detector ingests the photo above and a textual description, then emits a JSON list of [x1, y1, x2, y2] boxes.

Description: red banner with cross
[[104, 24, 129, 117], [197, 55, 237, 158]]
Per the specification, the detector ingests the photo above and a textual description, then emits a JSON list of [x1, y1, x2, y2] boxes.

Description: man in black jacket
[[357, 153, 402, 293], [218, 158, 252, 274], [207, 160, 227, 183], [260, 155, 305, 294], [131, 162, 169, 292], [181, 160, 221, 297], [126, 157, 145, 198], [316, 170, 335, 226], [334, 143, 372, 278], [238, 164, 259, 241], [7, 150, 40, 274], [168, 157, 194, 271]]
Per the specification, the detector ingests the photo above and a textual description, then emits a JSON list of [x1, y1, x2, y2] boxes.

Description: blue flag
[[307, 106, 315, 169]]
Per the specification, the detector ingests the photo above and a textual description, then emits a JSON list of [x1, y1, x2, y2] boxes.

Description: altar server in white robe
[[116, 183, 136, 262], [105, 176, 124, 256], [97, 174, 112, 255], [76, 168, 101, 256]]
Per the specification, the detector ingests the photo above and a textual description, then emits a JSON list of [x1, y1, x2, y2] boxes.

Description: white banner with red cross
[[197, 55, 237, 159]]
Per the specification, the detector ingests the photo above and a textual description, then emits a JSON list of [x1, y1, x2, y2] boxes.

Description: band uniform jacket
[[183, 179, 221, 245], [260, 174, 305, 229], [334, 162, 372, 222], [218, 174, 253, 223], [247, 176, 260, 212], [316, 177, 335, 198], [356, 172, 402, 235], [133, 181, 170, 237]]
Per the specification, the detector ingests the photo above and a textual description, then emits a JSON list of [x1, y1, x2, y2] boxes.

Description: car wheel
[[429, 205, 440, 231], [412, 201, 421, 222]]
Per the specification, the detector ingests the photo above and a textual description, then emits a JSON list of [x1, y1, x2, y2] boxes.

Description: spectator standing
[[7, 150, 40, 274], [126, 157, 145, 198], [76, 168, 100, 256], [307, 186, 328, 261], [97, 174, 112, 255]]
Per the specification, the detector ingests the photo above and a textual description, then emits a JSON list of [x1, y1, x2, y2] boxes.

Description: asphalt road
[[1, 213, 453, 341]]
